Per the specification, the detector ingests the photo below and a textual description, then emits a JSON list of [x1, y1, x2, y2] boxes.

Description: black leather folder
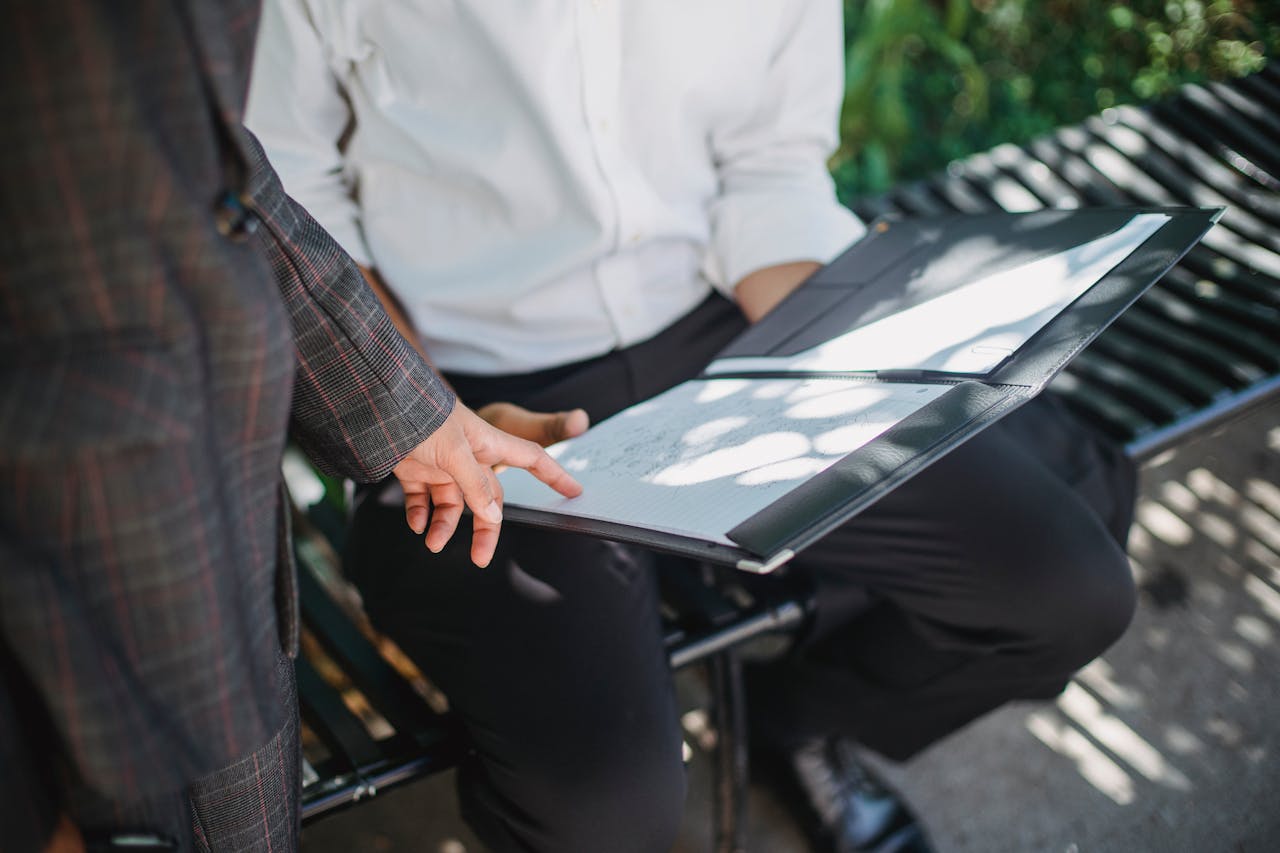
[[501, 207, 1220, 573]]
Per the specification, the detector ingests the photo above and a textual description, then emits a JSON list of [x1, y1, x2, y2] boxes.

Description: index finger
[[487, 432, 583, 498]]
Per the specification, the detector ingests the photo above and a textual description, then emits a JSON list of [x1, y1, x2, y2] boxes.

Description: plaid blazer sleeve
[[242, 130, 455, 482]]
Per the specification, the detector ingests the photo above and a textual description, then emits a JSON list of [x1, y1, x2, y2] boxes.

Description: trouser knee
[[1019, 539, 1137, 672]]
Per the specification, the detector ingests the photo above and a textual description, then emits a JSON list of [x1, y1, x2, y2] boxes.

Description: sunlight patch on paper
[[682, 416, 751, 446], [786, 386, 896, 420], [500, 378, 948, 545], [695, 379, 751, 404], [650, 432, 811, 486], [736, 456, 833, 486]]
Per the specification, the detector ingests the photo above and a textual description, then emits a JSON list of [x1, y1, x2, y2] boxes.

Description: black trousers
[[345, 294, 1137, 853]]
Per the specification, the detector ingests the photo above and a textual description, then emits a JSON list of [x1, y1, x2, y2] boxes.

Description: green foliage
[[833, 0, 1280, 199]]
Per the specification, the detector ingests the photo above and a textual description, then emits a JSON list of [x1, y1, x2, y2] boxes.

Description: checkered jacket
[[0, 2, 454, 846]]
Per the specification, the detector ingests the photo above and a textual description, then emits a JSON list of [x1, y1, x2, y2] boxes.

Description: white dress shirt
[[247, 0, 863, 374]]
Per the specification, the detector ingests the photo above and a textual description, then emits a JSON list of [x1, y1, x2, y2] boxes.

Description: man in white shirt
[[248, 3, 1139, 850]]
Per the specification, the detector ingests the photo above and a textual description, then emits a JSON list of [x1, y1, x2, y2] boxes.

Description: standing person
[[0, 3, 580, 852], [248, 2, 1140, 851]]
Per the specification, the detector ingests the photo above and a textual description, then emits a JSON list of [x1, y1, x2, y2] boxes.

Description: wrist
[[733, 260, 822, 323]]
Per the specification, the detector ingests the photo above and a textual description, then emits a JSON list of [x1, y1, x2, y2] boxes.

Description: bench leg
[[708, 648, 747, 853]]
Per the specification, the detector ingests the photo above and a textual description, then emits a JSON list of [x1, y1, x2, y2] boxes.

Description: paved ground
[[302, 399, 1280, 852]]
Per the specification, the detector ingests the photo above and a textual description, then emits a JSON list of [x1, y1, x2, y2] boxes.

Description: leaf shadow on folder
[[752, 208, 1157, 376], [501, 378, 950, 545], [753, 208, 1144, 375]]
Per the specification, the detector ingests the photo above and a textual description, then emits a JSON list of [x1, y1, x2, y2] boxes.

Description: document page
[[706, 213, 1170, 378], [500, 377, 949, 546]]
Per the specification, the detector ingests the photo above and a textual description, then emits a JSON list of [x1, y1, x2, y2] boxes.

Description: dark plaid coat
[[0, 2, 454, 846]]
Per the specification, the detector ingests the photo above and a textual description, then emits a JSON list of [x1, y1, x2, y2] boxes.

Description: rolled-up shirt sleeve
[[704, 0, 865, 296], [247, 0, 373, 266]]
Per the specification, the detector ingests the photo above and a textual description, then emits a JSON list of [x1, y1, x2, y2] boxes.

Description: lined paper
[[500, 378, 948, 544]]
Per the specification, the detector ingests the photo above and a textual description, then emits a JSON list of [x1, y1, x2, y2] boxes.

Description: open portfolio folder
[[499, 207, 1220, 572]]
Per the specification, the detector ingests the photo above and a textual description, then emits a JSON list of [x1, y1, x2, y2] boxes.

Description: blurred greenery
[[833, 0, 1280, 200]]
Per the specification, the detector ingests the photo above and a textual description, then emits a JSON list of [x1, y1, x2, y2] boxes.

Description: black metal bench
[[292, 66, 1279, 850], [850, 68, 1280, 462]]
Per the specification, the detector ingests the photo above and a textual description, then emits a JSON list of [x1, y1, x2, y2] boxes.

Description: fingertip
[[471, 541, 494, 568]]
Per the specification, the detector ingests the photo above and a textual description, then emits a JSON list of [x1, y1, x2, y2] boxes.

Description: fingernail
[[483, 500, 502, 523]]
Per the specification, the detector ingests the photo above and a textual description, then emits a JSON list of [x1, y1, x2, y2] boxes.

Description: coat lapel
[[176, 0, 263, 175]]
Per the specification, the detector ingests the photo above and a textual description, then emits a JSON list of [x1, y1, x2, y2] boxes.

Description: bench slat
[[1138, 287, 1280, 371], [1153, 98, 1280, 186], [1177, 247, 1280, 310], [894, 182, 954, 217], [1084, 327, 1223, 405], [1047, 371, 1154, 441], [297, 565, 453, 746], [996, 128, 1280, 283], [1233, 75, 1280, 131], [1080, 118, 1280, 248], [1104, 108, 1280, 225], [296, 655, 384, 773], [985, 144, 1084, 210], [1024, 137, 1129, 205], [1066, 351, 1198, 423], [1114, 308, 1266, 388], [1158, 266, 1280, 334], [1172, 84, 1280, 175], [849, 194, 899, 225], [925, 171, 997, 214], [1125, 374, 1280, 460]]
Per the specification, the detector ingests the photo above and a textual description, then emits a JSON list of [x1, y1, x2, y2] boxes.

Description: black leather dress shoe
[[757, 736, 933, 853]]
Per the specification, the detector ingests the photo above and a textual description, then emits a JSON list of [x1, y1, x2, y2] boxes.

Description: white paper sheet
[[706, 213, 1170, 377], [500, 378, 949, 545]]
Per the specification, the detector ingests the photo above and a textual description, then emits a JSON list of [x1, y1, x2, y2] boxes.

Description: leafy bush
[[833, 0, 1280, 199]]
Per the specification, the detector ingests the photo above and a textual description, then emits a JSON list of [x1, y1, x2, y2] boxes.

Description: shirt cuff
[[708, 193, 865, 297]]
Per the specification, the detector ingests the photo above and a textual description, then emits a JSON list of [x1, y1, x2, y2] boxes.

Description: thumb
[[544, 408, 589, 445], [493, 405, 589, 447]]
